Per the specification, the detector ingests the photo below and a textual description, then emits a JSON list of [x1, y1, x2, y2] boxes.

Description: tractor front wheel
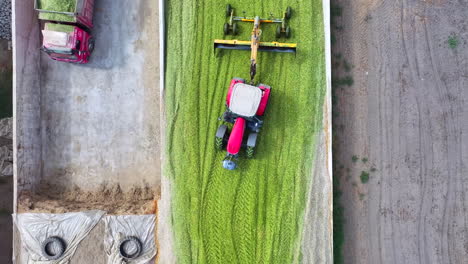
[[285, 26, 291, 38], [285, 6, 292, 19], [224, 23, 230, 35], [232, 23, 239, 35], [226, 4, 232, 17], [215, 125, 228, 150], [246, 147, 254, 158], [246, 133, 258, 158], [215, 137, 224, 150]]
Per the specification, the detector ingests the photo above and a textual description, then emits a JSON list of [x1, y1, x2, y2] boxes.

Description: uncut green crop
[[165, 1, 326, 263], [38, 0, 77, 22]]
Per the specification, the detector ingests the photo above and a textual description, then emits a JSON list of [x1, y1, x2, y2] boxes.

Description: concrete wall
[[13, 0, 42, 196]]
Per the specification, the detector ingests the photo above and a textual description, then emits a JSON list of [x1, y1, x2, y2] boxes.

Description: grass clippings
[[38, 0, 77, 22], [45, 23, 75, 33]]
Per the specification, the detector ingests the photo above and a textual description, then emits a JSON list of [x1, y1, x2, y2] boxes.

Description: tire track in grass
[[232, 169, 257, 263], [165, 0, 326, 263]]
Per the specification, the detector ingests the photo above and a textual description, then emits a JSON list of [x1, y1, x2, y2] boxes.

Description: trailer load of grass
[[37, 0, 77, 22], [45, 23, 75, 33], [165, 0, 327, 263]]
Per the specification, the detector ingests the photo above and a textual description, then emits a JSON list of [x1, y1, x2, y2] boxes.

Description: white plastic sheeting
[[104, 215, 157, 264], [13, 210, 105, 264]]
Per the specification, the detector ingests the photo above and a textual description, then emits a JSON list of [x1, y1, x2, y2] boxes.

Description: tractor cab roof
[[229, 83, 262, 117]]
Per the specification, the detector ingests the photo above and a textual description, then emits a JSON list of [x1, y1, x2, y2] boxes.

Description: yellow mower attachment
[[213, 39, 297, 53], [215, 5, 297, 83]]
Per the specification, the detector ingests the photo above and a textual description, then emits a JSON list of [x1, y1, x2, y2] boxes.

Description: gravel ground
[[0, 0, 11, 40], [0, 118, 12, 177]]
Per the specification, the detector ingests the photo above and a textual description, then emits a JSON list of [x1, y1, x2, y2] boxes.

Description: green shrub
[[360, 171, 370, 183]]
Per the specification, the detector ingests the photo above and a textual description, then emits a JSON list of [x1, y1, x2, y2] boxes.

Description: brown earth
[[332, 0, 468, 263], [17, 184, 159, 215]]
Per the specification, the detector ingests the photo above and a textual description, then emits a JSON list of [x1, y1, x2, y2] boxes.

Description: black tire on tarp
[[41, 236, 66, 260], [119, 236, 143, 259]]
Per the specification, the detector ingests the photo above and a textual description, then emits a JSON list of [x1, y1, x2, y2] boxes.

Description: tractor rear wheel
[[285, 6, 292, 19], [224, 23, 230, 35], [285, 26, 291, 38], [226, 4, 232, 17], [232, 23, 239, 35], [276, 26, 282, 39]]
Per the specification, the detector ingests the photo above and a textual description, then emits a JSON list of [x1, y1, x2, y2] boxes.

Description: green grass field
[[38, 0, 77, 22], [165, 1, 326, 263]]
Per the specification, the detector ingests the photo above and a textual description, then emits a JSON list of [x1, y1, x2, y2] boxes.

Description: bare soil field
[[332, 0, 468, 263]]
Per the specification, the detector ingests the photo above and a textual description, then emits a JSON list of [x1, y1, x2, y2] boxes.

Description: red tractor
[[215, 78, 271, 170]]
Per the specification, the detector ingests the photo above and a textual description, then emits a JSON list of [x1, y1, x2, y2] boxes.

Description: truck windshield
[[41, 47, 77, 60], [42, 46, 73, 55]]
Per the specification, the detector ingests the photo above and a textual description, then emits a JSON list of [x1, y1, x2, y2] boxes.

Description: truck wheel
[[41, 236, 66, 260], [226, 4, 232, 17], [88, 38, 95, 53], [285, 26, 291, 38], [215, 125, 228, 150], [276, 26, 282, 39], [224, 23, 230, 35], [119, 236, 142, 259], [285, 6, 292, 19], [232, 23, 239, 35]]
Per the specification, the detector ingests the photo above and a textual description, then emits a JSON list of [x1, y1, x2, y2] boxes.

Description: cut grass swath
[[165, 0, 327, 263]]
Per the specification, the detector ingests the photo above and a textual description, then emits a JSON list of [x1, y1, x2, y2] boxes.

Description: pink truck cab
[[41, 23, 94, 64], [35, 0, 95, 64]]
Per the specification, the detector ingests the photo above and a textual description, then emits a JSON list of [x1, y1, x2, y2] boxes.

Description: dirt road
[[332, 0, 468, 263]]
